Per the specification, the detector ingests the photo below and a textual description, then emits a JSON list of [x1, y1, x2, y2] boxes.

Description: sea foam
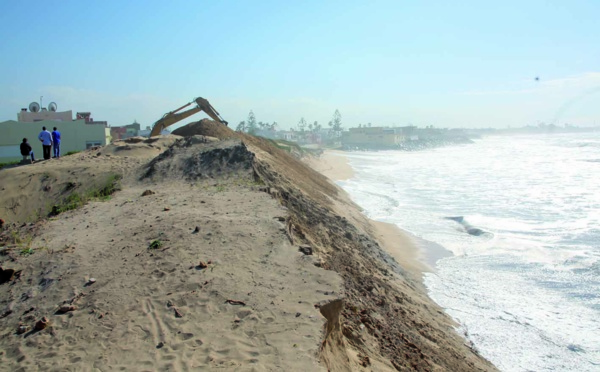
[[339, 133, 600, 371]]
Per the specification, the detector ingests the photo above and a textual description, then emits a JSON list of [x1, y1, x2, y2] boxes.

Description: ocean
[[337, 132, 600, 372]]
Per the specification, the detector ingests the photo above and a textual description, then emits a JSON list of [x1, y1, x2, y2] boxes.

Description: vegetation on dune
[[50, 174, 122, 216], [0, 150, 79, 171], [0, 161, 20, 170], [265, 138, 305, 154], [148, 240, 163, 250]]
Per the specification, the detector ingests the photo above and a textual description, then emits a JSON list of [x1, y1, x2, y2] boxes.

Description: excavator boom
[[150, 97, 228, 137]]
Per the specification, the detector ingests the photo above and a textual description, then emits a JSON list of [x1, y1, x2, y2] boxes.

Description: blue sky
[[1, 0, 598, 129]]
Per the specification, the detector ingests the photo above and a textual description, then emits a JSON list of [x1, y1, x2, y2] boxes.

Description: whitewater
[[337, 132, 600, 371]]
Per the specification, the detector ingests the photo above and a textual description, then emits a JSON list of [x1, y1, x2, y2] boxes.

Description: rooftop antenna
[[29, 101, 40, 113]]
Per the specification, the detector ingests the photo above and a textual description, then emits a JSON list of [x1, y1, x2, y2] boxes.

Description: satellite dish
[[48, 102, 57, 112], [29, 102, 40, 113]]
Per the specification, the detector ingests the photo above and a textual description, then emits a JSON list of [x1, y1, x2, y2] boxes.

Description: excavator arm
[[150, 97, 228, 137]]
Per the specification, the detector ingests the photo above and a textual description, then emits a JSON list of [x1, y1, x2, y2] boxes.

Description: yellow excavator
[[150, 97, 228, 137]]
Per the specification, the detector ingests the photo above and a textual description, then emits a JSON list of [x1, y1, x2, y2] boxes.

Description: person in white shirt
[[38, 126, 52, 160]]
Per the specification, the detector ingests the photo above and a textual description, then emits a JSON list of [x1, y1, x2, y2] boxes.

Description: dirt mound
[[142, 136, 255, 181], [102, 135, 181, 158], [0, 164, 122, 225], [172, 119, 237, 140]]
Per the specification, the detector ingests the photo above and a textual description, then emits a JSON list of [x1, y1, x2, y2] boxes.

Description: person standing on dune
[[38, 126, 52, 160], [52, 126, 61, 158]]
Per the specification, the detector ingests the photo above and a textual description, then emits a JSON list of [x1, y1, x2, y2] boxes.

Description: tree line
[[235, 109, 343, 135]]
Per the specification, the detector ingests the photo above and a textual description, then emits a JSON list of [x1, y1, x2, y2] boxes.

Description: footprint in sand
[[177, 332, 194, 341]]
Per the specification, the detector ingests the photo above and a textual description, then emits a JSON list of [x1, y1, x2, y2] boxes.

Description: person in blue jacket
[[52, 126, 61, 158], [38, 126, 52, 160]]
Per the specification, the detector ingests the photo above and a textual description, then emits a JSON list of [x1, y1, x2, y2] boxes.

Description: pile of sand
[[143, 137, 255, 181], [172, 119, 237, 140], [101, 135, 181, 158]]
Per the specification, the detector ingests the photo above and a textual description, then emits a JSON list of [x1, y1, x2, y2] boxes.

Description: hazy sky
[[1, 0, 599, 130]]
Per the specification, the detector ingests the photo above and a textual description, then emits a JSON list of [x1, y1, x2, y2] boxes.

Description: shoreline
[[307, 149, 449, 276]]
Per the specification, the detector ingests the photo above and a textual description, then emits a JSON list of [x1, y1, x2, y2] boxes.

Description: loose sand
[[0, 121, 496, 371]]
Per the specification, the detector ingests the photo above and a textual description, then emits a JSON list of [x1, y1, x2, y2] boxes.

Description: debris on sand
[[16, 324, 30, 334], [298, 245, 313, 255], [0, 267, 22, 285], [57, 305, 77, 314], [225, 300, 246, 306], [173, 308, 183, 318], [68, 292, 86, 304], [141, 190, 155, 196], [34, 317, 50, 330]]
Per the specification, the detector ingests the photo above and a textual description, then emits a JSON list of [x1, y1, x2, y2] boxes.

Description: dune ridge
[[0, 120, 495, 371]]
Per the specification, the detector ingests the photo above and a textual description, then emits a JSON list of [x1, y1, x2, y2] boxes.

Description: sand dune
[[0, 121, 496, 371]]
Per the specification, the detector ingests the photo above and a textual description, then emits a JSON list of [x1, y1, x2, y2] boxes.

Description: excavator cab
[[150, 97, 228, 137]]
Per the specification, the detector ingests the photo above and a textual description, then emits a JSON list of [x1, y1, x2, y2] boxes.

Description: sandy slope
[[1, 122, 496, 371], [306, 150, 431, 274]]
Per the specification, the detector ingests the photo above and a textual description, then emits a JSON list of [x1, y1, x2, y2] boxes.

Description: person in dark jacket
[[20, 138, 35, 161]]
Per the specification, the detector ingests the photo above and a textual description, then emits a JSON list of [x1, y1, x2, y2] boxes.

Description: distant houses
[[341, 126, 472, 150], [342, 127, 407, 148], [110, 121, 171, 139], [250, 124, 471, 150], [109, 121, 141, 140]]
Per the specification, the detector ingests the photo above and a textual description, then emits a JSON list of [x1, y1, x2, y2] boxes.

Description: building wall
[[104, 127, 112, 145], [17, 110, 73, 123], [342, 127, 402, 147], [0, 120, 108, 161], [110, 127, 127, 141]]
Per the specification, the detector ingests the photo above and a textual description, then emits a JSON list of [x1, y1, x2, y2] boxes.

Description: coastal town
[[2, 99, 599, 166]]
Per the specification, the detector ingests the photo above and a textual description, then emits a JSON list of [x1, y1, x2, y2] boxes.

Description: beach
[[323, 134, 600, 371]]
